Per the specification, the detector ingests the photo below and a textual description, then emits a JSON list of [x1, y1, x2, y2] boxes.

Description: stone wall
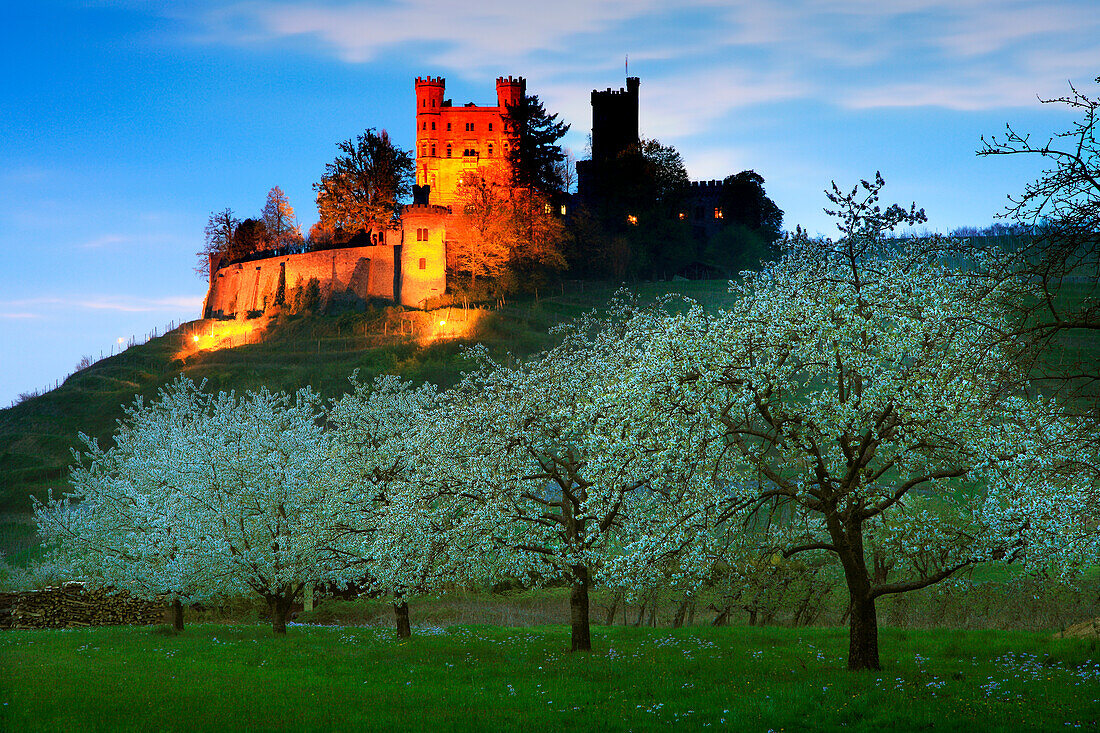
[[205, 245, 399, 318]]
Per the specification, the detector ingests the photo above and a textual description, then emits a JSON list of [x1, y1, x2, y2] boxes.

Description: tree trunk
[[270, 596, 292, 635], [569, 566, 591, 652], [603, 592, 621, 626], [672, 597, 693, 628], [847, 591, 881, 671], [393, 600, 412, 639], [170, 598, 184, 632]]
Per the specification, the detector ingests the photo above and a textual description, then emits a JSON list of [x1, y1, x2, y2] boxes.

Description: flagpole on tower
[[625, 54, 628, 76]]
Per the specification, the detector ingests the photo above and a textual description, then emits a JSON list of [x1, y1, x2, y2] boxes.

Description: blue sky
[[1, 0, 1097, 406]]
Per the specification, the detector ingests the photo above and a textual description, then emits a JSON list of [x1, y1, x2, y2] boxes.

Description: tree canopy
[[315, 128, 414, 240], [718, 170, 783, 243], [197, 208, 240, 277], [611, 175, 1096, 670], [261, 186, 302, 251]]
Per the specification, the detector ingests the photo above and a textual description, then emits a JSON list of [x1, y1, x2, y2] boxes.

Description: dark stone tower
[[590, 77, 640, 162], [577, 77, 640, 202]]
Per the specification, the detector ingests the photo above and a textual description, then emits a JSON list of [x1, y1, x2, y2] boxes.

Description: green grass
[[1, 623, 1097, 731]]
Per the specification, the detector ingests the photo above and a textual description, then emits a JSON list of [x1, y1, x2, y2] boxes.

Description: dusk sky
[[1, 0, 1098, 407]]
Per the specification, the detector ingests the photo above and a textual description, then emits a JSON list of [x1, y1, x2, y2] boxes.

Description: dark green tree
[[504, 95, 570, 196], [233, 219, 270, 259], [315, 129, 414, 240], [704, 171, 784, 274], [718, 170, 783, 243]]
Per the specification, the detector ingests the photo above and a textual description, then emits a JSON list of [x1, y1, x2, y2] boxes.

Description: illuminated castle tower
[[414, 76, 525, 206]]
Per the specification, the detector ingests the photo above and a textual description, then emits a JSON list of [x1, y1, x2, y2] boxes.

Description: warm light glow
[[176, 318, 268, 360], [413, 307, 485, 345], [627, 214, 638, 225]]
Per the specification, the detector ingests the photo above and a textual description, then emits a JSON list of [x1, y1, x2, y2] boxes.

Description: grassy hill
[[2, 273, 1095, 562], [0, 281, 738, 559]]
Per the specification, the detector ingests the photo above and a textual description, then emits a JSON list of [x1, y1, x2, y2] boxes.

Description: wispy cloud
[[0, 295, 205, 316], [182, 0, 1100, 112]]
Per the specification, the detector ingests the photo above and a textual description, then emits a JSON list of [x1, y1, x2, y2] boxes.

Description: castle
[[414, 76, 524, 206], [201, 72, 735, 319], [203, 77, 524, 317]]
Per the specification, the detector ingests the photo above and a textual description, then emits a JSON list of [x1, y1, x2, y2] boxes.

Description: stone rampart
[[204, 245, 401, 318]]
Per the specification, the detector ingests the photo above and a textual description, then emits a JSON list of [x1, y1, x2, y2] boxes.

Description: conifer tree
[[504, 95, 570, 197]]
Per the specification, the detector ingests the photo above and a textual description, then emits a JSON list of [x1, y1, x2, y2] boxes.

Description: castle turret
[[496, 76, 525, 110], [415, 76, 445, 112], [414, 75, 523, 206], [590, 76, 640, 162]]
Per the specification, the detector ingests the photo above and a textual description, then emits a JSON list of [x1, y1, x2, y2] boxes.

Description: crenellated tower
[[413, 75, 524, 206], [495, 76, 525, 110], [590, 77, 639, 162], [577, 76, 641, 203]]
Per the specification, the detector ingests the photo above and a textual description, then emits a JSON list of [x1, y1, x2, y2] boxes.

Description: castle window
[[678, 212, 687, 220], [446, 122, 452, 131], [418, 257, 427, 270], [695, 206, 704, 219], [431, 99, 436, 108], [431, 144, 436, 156], [487, 143, 493, 157], [464, 148, 476, 157], [488, 122, 493, 132], [465, 122, 475, 132], [714, 208, 723, 220], [627, 214, 638, 225], [431, 121, 436, 130], [446, 144, 452, 157], [416, 227, 428, 241], [421, 121, 426, 130]]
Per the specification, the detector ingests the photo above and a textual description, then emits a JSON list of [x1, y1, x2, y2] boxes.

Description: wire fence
[[7, 319, 183, 410]]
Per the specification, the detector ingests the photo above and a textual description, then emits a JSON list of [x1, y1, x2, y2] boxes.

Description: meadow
[[2, 622, 1098, 732]]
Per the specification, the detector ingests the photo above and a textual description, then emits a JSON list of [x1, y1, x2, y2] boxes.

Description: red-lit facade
[[414, 76, 523, 206]]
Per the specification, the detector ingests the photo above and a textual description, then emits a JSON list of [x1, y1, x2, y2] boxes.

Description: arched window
[[446, 144, 452, 158], [487, 143, 493, 157]]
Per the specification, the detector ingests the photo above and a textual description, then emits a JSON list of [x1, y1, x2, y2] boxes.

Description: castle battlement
[[590, 77, 640, 103], [687, 180, 724, 191], [496, 76, 523, 85], [415, 76, 445, 86], [401, 203, 452, 216]]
